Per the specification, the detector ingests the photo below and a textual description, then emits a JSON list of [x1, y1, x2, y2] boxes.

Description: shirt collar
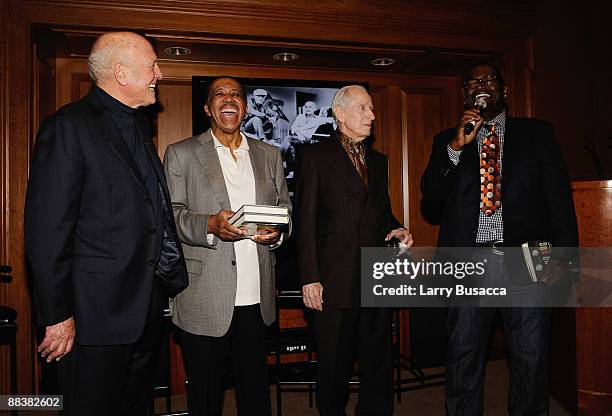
[[337, 131, 365, 144], [94, 86, 137, 116], [338, 131, 366, 162], [478, 110, 506, 142], [486, 110, 506, 130], [211, 131, 249, 151]]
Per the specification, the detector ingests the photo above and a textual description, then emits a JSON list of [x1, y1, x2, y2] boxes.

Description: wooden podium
[[552, 181, 612, 415]]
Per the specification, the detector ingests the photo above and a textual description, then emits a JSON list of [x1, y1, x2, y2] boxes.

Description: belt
[[475, 240, 505, 256]]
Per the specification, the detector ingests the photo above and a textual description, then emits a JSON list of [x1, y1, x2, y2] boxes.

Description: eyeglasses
[[463, 73, 498, 89]]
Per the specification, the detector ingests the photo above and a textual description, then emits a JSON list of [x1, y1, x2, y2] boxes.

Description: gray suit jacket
[[163, 129, 291, 336]]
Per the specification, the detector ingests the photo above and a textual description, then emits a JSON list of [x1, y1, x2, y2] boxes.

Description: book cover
[[231, 204, 288, 218], [229, 209, 289, 236], [230, 212, 289, 227]]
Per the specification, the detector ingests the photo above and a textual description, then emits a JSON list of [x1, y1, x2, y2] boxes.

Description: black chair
[[272, 289, 316, 416], [0, 264, 17, 416], [273, 297, 412, 414], [148, 307, 174, 416]]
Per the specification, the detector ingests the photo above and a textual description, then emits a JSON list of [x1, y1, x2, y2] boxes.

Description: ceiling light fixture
[[370, 57, 396, 67], [273, 52, 299, 62], [163, 46, 192, 56]]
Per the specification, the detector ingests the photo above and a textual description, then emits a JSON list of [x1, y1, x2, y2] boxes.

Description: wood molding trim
[[0, 37, 13, 397], [70, 73, 92, 102], [386, 85, 405, 225], [55, 58, 88, 108], [401, 87, 447, 248], [1, 1, 36, 394], [156, 61, 456, 85], [8, 0, 534, 51], [0, 39, 7, 263]]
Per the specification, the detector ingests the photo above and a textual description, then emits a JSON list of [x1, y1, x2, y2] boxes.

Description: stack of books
[[228, 204, 289, 236]]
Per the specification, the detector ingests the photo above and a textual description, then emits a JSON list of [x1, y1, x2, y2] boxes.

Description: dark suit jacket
[[421, 117, 578, 259], [25, 90, 187, 345], [295, 135, 402, 308]]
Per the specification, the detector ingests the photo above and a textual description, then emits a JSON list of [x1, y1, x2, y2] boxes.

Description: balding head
[[87, 32, 162, 108], [88, 32, 151, 86], [331, 85, 374, 141], [331, 85, 368, 117]]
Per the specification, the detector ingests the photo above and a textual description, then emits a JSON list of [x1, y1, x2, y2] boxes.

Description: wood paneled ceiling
[[37, 26, 500, 76]]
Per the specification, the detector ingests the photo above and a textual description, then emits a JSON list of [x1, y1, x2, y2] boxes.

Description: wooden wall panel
[[398, 88, 448, 360], [0, 40, 7, 262], [371, 84, 405, 222], [157, 82, 193, 160], [551, 181, 612, 414], [0, 35, 11, 397], [155, 81, 193, 394], [572, 181, 612, 415], [385, 86, 405, 227], [401, 88, 446, 248], [34, 56, 56, 129], [1, 1, 36, 395], [71, 74, 92, 102], [370, 86, 388, 155], [55, 59, 89, 109]]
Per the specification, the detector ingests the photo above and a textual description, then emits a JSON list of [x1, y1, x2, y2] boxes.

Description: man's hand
[[449, 109, 484, 151], [385, 228, 414, 247], [252, 229, 281, 245], [302, 282, 324, 311], [208, 210, 248, 241], [38, 316, 75, 363]]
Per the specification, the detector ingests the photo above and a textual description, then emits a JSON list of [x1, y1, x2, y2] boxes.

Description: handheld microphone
[[463, 97, 487, 135]]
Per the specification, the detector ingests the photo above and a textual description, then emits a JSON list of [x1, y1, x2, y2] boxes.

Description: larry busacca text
[[370, 258, 506, 298]]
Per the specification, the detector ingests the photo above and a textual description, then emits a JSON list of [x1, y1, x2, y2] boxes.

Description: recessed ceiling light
[[273, 52, 299, 62], [163, 46, 192, 56], [370, 57, 396, 67]]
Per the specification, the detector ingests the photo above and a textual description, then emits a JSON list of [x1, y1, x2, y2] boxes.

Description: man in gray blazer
[[164, 77, 291, 416]]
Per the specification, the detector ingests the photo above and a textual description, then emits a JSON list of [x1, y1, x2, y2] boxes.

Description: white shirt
[[211, 132, 261, 306]]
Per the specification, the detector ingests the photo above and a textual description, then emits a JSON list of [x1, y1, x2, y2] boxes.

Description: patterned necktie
[[340, 133, 368, 188], [480, 123, 501, 216]]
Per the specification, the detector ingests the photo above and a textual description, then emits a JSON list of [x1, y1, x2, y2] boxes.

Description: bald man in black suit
[[25, 32, 187, 415]]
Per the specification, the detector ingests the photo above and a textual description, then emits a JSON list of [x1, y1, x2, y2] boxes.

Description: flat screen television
[[193, 77, 370, 184]]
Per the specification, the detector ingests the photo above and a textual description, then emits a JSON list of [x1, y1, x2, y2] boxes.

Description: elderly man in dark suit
[[295, 85, 413, 416], [421, 63, 578, 415], [25, 32, 188, 415]]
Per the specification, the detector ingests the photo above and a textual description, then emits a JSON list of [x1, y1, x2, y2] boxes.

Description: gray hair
[[331, 85, 367, 120], [87, 46, 109, 84], [87, 32, 146, 85]]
